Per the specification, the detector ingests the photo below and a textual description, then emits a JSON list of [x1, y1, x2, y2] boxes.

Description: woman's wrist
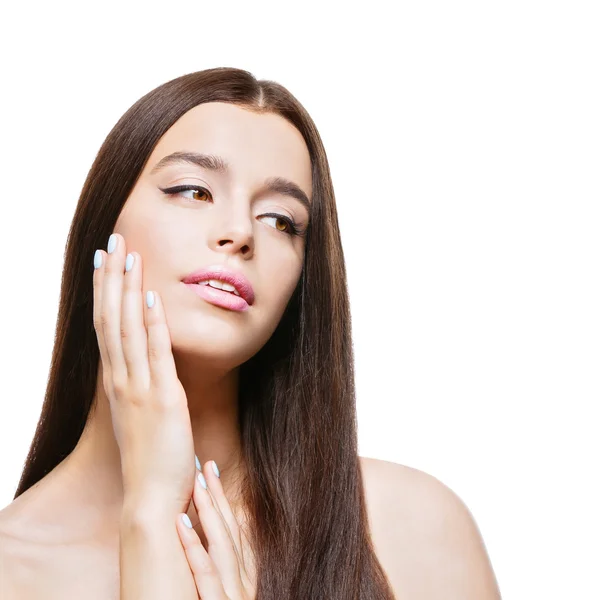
[[119, 495, 199, 599], [121, 493, 186, 527]]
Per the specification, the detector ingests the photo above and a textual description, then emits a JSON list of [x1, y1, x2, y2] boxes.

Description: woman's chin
[[170, 330, 261, 368]]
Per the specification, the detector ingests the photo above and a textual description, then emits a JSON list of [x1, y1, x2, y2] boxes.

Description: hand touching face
[[92, 232, 196, 513]]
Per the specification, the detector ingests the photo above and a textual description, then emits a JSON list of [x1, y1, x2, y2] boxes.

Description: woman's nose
[[212, 221, 255, 256]]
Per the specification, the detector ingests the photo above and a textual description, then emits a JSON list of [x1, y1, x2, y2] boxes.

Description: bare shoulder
[[0, 495, 119, 600], [0, 503, 28, 599], [0, 492, 60, 600], [358, 456, 501, 600]]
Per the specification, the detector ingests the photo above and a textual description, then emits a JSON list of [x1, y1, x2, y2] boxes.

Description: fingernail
[[181, 514, 193, 528], [93, 250, 103, 269], [198, 472, 208, 490], [195, 455, 201, 470], [107, 234, 117, 254], [211, 461, 220, 478], [125, 253, 134, 272], [146, 291, 155, 308]]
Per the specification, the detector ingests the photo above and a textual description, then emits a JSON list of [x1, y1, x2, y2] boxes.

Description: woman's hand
[[92, 232, 196, 514], [176, 460, 257, 600]]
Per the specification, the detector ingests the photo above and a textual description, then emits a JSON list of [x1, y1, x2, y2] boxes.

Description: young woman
[[0, 67, 500, 599]]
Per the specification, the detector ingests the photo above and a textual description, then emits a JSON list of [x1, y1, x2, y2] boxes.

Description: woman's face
[[114, 101, 312, 369]]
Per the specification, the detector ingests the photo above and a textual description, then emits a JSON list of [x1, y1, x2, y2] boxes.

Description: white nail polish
[[211, 461, 220, 478], [181, 514, 193, 528], [146, 290, 155, 308], [93, 249, 102, 269]]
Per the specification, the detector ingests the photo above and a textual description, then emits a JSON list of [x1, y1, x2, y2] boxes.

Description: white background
[[1, 1, 598, 598]]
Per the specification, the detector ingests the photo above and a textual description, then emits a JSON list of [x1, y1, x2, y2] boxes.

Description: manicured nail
[[146, 291, 155, 308], [107, 234, 117, 254], [93, 249, 103, 269], [195, 455, 201, 470], [198, 472, 207, 489], [211, 461, 220, 478], [125, 253, 134, 272], [181, 514, 193, 528]]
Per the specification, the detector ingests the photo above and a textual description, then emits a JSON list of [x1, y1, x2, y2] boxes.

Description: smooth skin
[[93, 233, 256, 598], [0, 102, 501, 599]]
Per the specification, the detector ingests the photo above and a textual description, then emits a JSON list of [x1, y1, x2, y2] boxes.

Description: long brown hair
[[13, 67, 396, 598]]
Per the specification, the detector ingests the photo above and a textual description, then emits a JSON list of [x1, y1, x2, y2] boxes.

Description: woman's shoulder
[[358, 455, 501, 600], [359, 454, 447, 540], [0, 492, 119, 600], [359, 454, 451, 500], [0, 499, 38, 599], [359, 454, 478, 530]]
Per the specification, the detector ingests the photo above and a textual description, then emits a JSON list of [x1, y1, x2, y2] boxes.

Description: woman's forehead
[[147, 102, 312, 199]]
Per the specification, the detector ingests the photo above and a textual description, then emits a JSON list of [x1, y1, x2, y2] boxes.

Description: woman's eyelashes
[[160, 184, 212, 203], [159, 184, 307, 237]]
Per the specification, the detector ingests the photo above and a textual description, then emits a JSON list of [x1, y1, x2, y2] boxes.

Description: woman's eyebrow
[[150, 151, 311, 213]]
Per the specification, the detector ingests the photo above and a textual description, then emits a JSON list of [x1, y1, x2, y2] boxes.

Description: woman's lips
[[181, 265, 255, 305], [184, 282, 250, 312]]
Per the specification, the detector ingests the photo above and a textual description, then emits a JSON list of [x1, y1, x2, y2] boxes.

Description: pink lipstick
[[182, 265, 255, 312]]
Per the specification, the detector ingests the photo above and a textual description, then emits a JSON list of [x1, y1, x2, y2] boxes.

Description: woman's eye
[[260, 214, 294, 234], [160, 185, 212, 202], [178, 186, 212, 202]]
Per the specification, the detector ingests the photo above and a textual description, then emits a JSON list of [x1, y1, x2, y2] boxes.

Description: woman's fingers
[[177, 461, 256, 599], [92, 232, 181, 403], [193, 466, 245, 595], [121, 249, 150, 388], [92, 248, 111, 382], [201, 462, 249, 578], [144, 291, 182, 407], [176, 513, 229, 600], [99, 233, 128, 385], [203, 463, 257, 595]]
